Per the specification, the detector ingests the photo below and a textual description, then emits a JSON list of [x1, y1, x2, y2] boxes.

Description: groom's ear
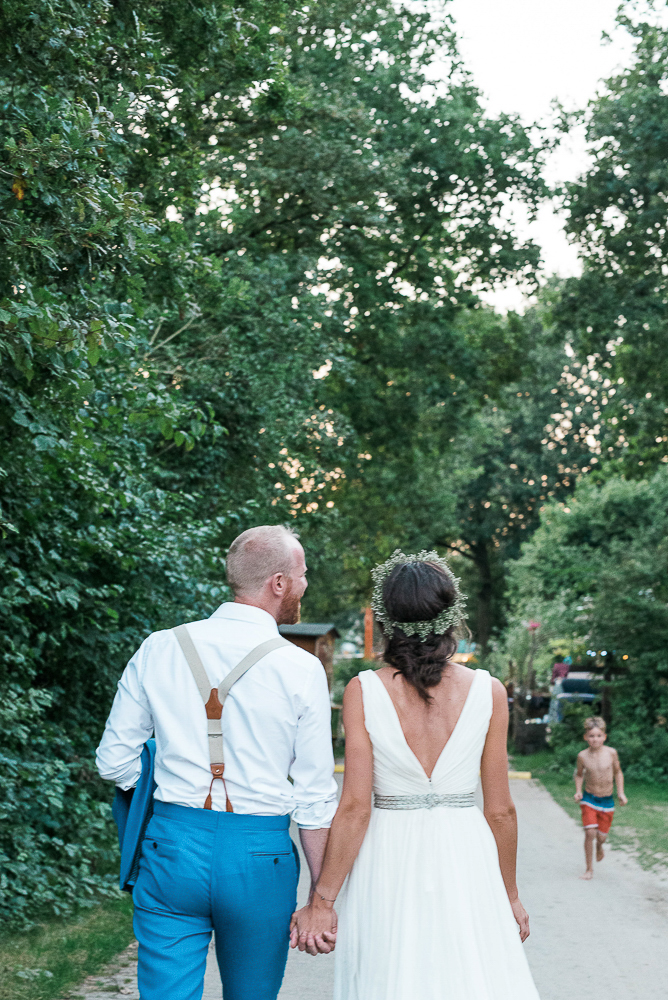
[[268, 570, 287, 596]]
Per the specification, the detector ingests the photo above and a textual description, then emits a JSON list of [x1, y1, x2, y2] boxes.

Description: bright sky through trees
[[444, 0, 636, 310]]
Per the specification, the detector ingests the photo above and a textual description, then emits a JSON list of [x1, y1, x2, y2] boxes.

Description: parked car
[[548, 673, 600, 723]]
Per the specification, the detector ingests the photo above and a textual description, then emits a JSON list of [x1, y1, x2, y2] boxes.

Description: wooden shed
[[278, 623, 339, 689]]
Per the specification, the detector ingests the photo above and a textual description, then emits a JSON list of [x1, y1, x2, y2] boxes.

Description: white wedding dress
[[333, 668, 540, 1000]]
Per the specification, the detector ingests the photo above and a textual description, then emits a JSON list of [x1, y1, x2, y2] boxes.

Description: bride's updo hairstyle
[[383, 563, 457, 702], [371, 550, 468, 703]]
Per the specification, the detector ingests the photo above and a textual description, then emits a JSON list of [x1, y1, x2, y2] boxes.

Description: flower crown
[[371, 549, 468, 640]]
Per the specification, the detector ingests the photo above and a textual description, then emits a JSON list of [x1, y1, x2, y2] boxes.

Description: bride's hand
[[510, 897, 530, 942], [290, 899, 338, 955]]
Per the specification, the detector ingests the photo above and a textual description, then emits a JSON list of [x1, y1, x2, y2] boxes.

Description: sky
[[438, 0, 638, 311]]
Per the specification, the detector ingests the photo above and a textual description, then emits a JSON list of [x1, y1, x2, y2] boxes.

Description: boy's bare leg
[[580, 828, 596, 879], [596, 831, 607, 862]]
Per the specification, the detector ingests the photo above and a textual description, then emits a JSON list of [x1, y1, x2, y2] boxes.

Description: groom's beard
[[276, 582, 301, 626]]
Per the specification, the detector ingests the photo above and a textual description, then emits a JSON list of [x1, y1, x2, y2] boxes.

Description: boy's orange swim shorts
[[580, 791, 615, 834]]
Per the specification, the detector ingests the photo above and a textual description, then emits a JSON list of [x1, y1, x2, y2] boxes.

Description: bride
[[290, 551, 540, 999]]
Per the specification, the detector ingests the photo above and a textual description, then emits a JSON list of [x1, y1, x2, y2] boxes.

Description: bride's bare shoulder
[[440, 662, 476, 689], [449, 662, 475, 679], [343, 673, 366, 702], [449, 665, 504, 697]]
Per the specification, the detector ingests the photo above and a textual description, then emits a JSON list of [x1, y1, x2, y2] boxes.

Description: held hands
[[619, 793, 628, 806], [290, 898, 338, 955], [510, 897, 530, 943], [573, 790, 583, 802]]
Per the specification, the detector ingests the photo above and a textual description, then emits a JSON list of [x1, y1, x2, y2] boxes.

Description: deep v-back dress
[[333, 668, 540, 1000]]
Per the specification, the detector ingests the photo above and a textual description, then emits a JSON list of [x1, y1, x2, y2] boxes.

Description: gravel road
[[71, 777, 668, 999]]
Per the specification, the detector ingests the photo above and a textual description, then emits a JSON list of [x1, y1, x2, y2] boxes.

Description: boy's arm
[[612, 749, 628, 804], [574, 753, 585, 801]]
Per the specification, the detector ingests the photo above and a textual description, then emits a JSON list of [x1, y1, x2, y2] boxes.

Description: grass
[[0, 897, 134, 1000], [512, 750, 668, 873]]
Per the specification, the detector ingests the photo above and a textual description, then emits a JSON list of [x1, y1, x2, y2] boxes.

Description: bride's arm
[[480, 679, 530, 942], [290, 676, 373, 954]]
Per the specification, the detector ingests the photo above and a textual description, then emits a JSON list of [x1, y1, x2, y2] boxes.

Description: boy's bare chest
[[583, 749, 614, 781]]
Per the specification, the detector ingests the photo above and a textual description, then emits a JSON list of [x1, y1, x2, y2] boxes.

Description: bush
[[547, 702, 592, 775], [0, 691, 120, 931], [606, 724, 668, 783], [331, 658, 378, 705]]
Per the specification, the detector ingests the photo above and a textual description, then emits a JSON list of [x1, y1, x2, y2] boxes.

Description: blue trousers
[[133, 801, 299, 1000]]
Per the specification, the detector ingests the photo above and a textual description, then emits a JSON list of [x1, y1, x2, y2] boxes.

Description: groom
[[96, 525, 338, 1000]]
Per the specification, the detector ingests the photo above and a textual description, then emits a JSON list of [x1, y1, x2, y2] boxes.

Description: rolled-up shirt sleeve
[[290, 664, 338, 829], [96, 640, 154, 790]]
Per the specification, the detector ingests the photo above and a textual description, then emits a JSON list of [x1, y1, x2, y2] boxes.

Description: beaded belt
[[374, 792, 475, 810]]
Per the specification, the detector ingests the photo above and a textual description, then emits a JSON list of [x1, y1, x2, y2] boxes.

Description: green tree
[[509, 468, 668, 727], [555, 3, 668, 471], [307, 306, 603, 650], [0, 0, 548, 927]]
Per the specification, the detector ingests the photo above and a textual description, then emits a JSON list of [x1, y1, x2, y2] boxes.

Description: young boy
[[574, 716, 627, 880]]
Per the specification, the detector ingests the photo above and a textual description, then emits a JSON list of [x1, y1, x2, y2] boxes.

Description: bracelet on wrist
[[314, 885, 337, 903]]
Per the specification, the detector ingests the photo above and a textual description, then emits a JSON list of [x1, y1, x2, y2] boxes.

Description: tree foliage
[[555, 4, 668, 469], [500, 2, 668, 770], [4, 0, 667, 931], [506, 468, 668, 780], [308, 304, 605, 648], [0, 0, 546, 927]]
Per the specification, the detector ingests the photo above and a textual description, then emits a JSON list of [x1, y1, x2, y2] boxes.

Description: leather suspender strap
[[173, 625, 291, 812]]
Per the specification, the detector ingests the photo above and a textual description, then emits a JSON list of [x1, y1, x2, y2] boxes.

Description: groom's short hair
[[226, 524, 300, 596]]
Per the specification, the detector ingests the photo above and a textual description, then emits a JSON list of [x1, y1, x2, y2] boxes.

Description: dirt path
[[67, 941, 139, 999], [69, 778, 668, 999]]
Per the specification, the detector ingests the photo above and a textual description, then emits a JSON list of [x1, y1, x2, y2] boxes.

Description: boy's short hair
[[583, 715, 607, 734]]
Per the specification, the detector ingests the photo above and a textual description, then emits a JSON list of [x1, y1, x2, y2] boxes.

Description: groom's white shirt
[[96, 602, 338, 829]]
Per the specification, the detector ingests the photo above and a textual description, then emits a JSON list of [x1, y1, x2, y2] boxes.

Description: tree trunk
[[471, 542, 494, 654], [513, 629, 539, 754], [601, 652, 613, 726], [513, 693, 528, 752]]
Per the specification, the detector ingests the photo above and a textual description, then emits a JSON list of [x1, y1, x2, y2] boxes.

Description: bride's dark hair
[[382, 561, 457, 702]]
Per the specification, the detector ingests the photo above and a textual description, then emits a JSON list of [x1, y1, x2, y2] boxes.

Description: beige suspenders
[[173, 624, 291, 812]]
